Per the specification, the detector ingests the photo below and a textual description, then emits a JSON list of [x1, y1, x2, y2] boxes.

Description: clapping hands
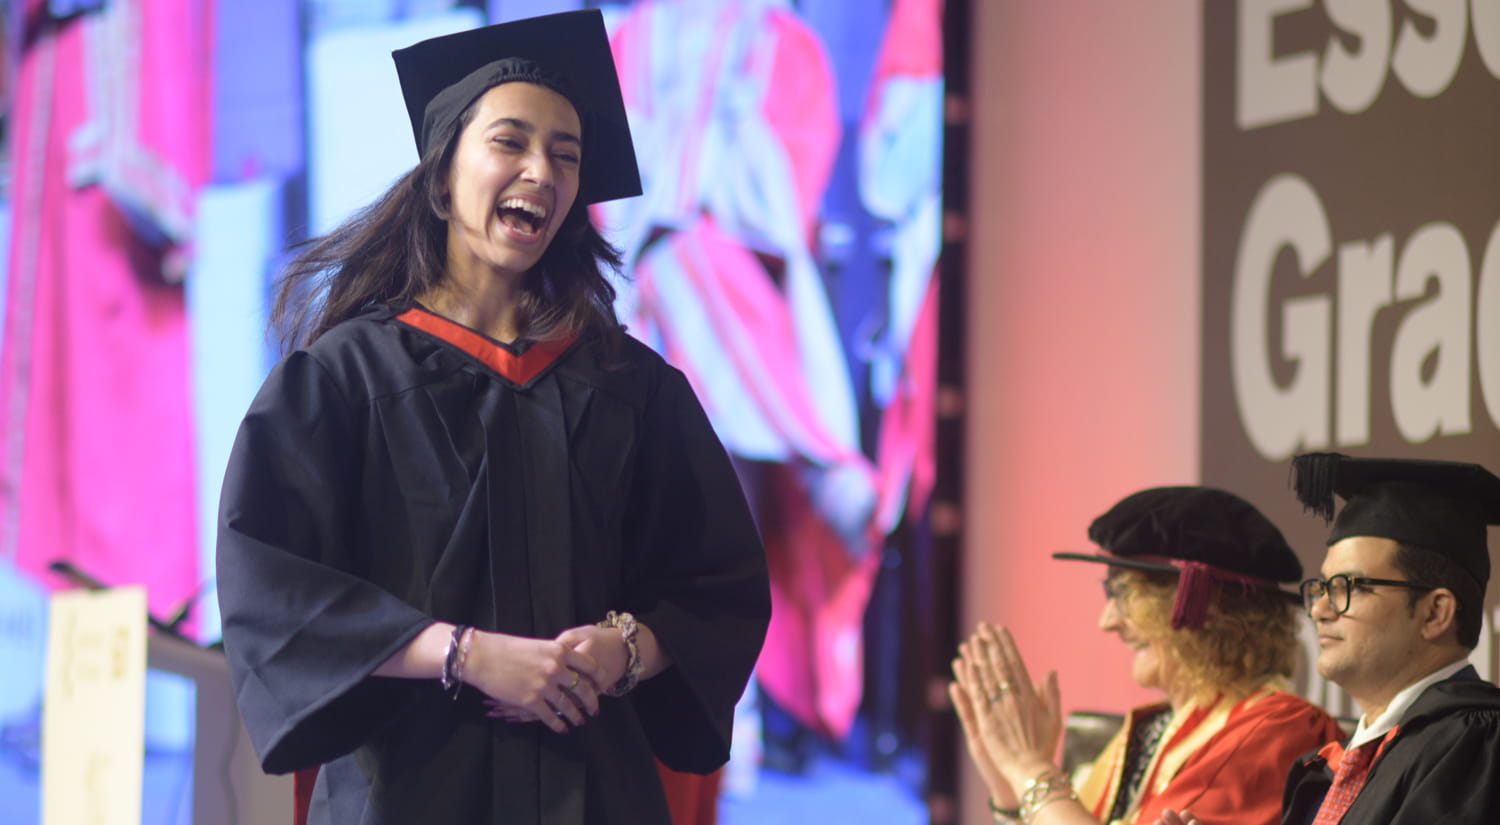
[[949, 622, 1063, 797]]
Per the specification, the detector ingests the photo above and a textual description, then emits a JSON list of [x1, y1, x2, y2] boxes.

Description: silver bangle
[[450, 627, 474, 700], [440, 624, 471, 698], [1018, 769, 1077, 824]]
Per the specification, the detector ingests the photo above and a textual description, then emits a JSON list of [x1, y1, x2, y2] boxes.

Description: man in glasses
[[1279, 453, 1500, 824]]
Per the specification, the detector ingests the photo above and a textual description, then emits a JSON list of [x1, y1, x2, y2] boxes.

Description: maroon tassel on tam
[[1169, 561, 1217, 629]]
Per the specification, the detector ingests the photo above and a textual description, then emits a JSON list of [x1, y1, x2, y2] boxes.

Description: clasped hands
[[466, 623, 628, 735]]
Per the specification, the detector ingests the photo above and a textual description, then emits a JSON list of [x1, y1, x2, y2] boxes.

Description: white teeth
[[500, 198, 548, 220]]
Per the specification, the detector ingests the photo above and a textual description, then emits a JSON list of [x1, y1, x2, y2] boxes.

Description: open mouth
[[498, 197, 549, 238]]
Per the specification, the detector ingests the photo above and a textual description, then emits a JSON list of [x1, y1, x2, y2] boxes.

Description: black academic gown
[[216, 304, 771, 825], [1281, 666, 1500, 825]]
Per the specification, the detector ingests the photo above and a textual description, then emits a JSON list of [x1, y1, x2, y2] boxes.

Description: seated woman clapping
[[950, 487, 1343, 825]]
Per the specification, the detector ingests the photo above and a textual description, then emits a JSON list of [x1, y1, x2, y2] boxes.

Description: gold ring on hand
[[567, 671, 580, 691], [988, 681, 1014, 703]]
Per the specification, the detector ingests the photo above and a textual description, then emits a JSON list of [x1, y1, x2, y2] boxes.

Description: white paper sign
[[43, 586, 147, 825]]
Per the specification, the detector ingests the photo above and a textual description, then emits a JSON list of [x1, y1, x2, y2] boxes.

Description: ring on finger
[[566, 671, 580, 691], [987, 681, 1015, 703]]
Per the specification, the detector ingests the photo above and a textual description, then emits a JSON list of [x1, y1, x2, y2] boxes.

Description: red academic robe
[[0, 0, 210, 621], [1078, 683, 1346, 825], [606, 0, 876, 746]]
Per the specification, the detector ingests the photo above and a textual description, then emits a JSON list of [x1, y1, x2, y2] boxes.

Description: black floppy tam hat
[[391, 9, 643, 205], [1052, 486, 1303, 630], [1291, 452, 1500, 593]]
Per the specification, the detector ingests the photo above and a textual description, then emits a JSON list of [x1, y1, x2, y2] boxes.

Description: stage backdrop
[[1202, 1, 1500, 714]]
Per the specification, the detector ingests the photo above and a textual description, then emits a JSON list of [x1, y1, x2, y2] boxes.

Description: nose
[[521, 149, 555, 189], [1097, 597, 1122, 632], [1306, 587, 1337, 622]]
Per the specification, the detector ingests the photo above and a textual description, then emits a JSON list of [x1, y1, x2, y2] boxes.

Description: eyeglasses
[[1298, 574, 1437, 616], [1101, 579, 1126, 603]]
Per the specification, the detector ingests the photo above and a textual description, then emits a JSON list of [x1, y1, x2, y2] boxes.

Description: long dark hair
[[270, 92, 625, 354]]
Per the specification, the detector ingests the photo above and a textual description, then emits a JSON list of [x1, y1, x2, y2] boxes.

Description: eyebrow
[[485, 117, 581, 146]]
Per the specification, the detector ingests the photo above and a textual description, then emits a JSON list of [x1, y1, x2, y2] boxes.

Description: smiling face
[[1098, 574, 1178, 694], [1309, 536, 1432, 706], [442, 81, 582, 286]]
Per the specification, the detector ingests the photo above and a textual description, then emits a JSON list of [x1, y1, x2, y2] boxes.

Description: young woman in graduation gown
[[948, 487, 1345, 825], [215, 11, 770, 825]]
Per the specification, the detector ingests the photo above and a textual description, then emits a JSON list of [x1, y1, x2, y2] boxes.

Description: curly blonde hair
[[1112, 568, 1299, 701]]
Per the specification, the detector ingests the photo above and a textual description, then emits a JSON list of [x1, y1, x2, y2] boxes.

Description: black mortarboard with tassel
[[391, 9, 642, 205], [1290, 452, 1500, 592], [1053, 486, 1302, 630]]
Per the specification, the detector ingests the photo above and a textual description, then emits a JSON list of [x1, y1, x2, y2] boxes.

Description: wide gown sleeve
[[216, 351, 434, 774], [621, 364, 772, 774], [1365, 712, 1500, 824]]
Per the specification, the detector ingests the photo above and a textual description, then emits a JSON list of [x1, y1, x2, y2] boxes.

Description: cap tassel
[[1292, 452, 1341, 522], [1169, 561, 1217, 630]]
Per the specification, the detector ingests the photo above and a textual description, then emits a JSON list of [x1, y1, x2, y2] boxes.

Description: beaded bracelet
[[439, 624, 472, 698], [451, 627, 474, 700], [988, 798, 1021, 824], [1018, 769, 1077, 824], [597, 610, 641, 696]]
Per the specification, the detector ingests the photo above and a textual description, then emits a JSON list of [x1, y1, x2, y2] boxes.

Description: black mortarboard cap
[[391, 10, 642, 204], [1053, 486, 1303, 629], [1291, 452, 1500, 591]]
